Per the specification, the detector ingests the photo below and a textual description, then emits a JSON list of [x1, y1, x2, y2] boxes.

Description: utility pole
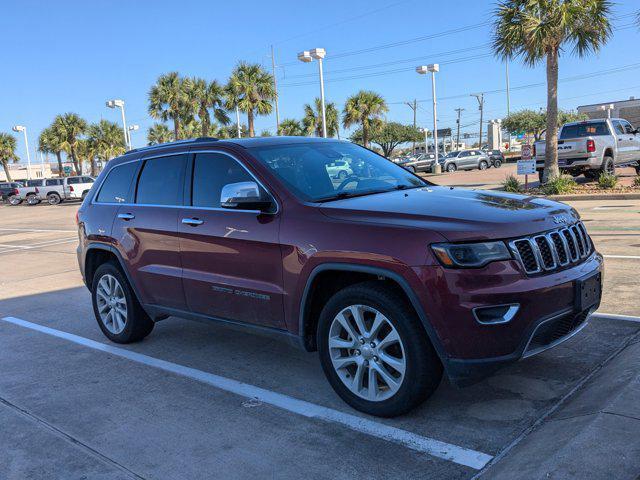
[[471, 93, 485, 148], [271, 45, 280, 135], [405, 99, 418, 154], [506, 62, 511, 151], [455, 108, 464, 149]]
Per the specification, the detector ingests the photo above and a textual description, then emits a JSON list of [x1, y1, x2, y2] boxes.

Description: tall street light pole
[[405, 99, 418, 154], [416, 64, 439, 164], [298, 48, 327, 138], [455, 108, 464, 150], [471, 93, 485, 149], [12, 125, 31, 180], [106, 99, 130, 150], [271, 45, 280, 135], [506, 62, 511, 150], [128, 125, 139, 149]]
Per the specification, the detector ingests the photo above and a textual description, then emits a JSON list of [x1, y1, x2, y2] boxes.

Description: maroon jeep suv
[[77, 137, 602, 417]]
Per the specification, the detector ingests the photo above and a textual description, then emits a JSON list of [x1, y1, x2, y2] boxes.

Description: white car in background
[[36, 176, 95, 205], [326, 159, 353, 180]]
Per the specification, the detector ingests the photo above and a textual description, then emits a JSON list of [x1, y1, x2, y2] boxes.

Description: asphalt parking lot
[[1, 197, 639, 479]]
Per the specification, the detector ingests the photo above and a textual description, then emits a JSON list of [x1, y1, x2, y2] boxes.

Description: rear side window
[[136, 154, 187, 205], [560, 122, 610, 139], [191, 153, 255, 208], [96, 162, 138, 203], [45, 179, 61, 186], [67, 177, 81, 184], [81, 177, 94, 183]]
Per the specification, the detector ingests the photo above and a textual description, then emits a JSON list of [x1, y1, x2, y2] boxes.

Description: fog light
[[473, 304, 519, 325]]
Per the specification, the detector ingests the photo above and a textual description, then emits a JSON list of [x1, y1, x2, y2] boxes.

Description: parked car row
[[2, 176, 95, 206], [395, 149, 504, 173]]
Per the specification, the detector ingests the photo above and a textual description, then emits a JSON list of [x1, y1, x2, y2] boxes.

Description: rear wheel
[[91, 262, 154, 343], [47, 193, 61, 205], [8, 195, 21, 206], [446, 163, 457, 173], [318, 281, 442, 417], [601, 156, 614, 175], [26, 194, 40, 206], [493, 159, 502, 168]]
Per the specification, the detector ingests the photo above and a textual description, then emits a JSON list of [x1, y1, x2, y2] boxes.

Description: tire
[[584, 170, 598, 180], [338, 170, 348, 180], [317, 281, 442, 417], [26, 194, 40, 206], [601, 156, 614, 175], [91, 262, 154, 343], [479, 160, 488, 170], [493, 159, 502, 168], [407, 166, 416, 173], [8, 195, 22, 206], [47, 193, 61, 205], [446, 163, 457, 173]]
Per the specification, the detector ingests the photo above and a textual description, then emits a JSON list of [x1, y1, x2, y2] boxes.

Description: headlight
[[431, 241, 511, 268]]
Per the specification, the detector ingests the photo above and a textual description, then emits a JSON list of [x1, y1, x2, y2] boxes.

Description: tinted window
[[45, 179, 61, 186], [67, 177, 81, 184], [248, 142, 425, 202], [620, 120, 635, 134], [81, 177, 94, 183], [96, 162, 138, 203], [192, 153, 255, 208], [560, 122, 610, 139], [26, 180, 41, 187], [612, 121, 625, 135], [136, 155, 187, 205]]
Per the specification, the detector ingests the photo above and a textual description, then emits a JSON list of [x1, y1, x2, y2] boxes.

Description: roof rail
[[128, 137, 219, 154]]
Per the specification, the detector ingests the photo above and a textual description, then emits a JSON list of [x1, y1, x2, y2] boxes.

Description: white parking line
[[0, 238, 77, 254], [0, 228, 77, 233], [0, 316, 492, 470], [592, 312, 640, 323], [603, 254, 640, 260]]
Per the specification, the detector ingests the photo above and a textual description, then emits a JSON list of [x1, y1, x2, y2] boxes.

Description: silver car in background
[[439, 149, 490, 172]]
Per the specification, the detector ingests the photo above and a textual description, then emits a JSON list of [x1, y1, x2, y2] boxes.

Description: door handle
[[117, 213, 135, 221], [182, 218, 204, 226]]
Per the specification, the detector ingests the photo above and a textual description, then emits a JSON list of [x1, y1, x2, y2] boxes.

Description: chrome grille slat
[[509, 222, 592, 275]]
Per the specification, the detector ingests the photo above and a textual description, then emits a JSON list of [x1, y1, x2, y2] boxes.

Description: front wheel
[[493, 159, 502, 168], [318, 282, 442, 417], [8, 195, 22, 206], [26, 195, 40, 206], [92, 262, 154, 343], [407, 165, 416, 173], [479, 160, 488, 170], [446, 163, 457, 173]]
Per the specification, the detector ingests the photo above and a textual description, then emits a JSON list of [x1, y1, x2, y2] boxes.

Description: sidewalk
[[480, 323, 640, 479]]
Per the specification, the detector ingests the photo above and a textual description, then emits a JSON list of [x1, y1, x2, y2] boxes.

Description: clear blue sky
[[1, 0, 639, 162]]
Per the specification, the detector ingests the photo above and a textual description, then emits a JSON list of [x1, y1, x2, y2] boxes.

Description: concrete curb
[[547, 192, 640, 201]]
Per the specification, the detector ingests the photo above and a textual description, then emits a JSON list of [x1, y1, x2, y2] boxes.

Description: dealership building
[[577, 96, 640, 126]]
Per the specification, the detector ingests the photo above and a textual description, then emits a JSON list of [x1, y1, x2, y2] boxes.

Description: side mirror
[[220, 181, 274, 212]]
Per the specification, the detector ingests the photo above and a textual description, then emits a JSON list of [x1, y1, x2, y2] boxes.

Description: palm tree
[[186, 77, 230, 137], [53, 113, 87, 175], [303, 98, 340, 138], [493, 0, 612, 182], [87, 120, 126, 174], [0, 133, 19, 182], [147, 123, 174, 145], [39, 127, 65, 177], [279, 118, 305, 136], [342, 91, 388, 148], [225, 62, 276, 137], [149, 72, 188, 140]]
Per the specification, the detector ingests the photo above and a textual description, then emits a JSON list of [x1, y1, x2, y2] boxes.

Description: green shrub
[[597, 172, 618, 189], [502, 174, 522, 193], [541, 175, 577, 195], [632, 176, 640, 187]]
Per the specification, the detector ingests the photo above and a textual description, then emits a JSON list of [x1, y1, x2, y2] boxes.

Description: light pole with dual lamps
[[128, 124, 139, 148], [297, 48, 327, 138], [416, 64, 439, 165], [106, 99, 131, 150], [12, 125, 32, 180]]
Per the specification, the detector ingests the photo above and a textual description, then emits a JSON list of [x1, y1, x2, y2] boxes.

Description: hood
[[318, 186, 578, 241]]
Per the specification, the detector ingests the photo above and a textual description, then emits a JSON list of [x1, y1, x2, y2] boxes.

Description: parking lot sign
[[517, 159, 536, 175]]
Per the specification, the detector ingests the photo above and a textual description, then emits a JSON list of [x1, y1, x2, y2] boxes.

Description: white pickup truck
[[36, 176, 95, 205], [534, 118, 640, 181]]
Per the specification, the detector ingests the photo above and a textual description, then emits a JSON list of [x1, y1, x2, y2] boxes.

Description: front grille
[[509, 221, 593, 275], [526, 310, 589, 353]]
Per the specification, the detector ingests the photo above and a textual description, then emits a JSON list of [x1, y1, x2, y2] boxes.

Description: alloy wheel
[[95, 274, 128, 334], [328, 305, 406, 402]]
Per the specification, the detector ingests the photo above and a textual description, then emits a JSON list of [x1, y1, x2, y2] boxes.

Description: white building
[[578, 97, 640, 126]]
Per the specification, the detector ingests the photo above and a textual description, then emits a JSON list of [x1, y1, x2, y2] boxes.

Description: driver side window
[[192, 153, 256, 208]]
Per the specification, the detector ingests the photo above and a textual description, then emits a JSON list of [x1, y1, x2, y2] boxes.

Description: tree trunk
[[362, 122, 369, 148], [90, 157, 99, 176], [70, 147, 80, 175], [543, 49, 560, 183], [201, 109, 210, 137], [56, 152, 64, 177], [173, 117, 180, 140], [248, 110, 255, 138], [2, 160, 12, 182]]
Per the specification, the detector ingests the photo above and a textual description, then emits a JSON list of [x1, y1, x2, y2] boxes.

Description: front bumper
[[411, 252, 603, 385]]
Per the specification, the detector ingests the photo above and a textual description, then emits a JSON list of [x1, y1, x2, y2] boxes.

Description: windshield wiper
[[315, 189, 390, 203]]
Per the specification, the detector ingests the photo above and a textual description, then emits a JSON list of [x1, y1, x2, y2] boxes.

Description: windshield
[[248, 142, 427, 202], [560, 122, 610, 139]]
